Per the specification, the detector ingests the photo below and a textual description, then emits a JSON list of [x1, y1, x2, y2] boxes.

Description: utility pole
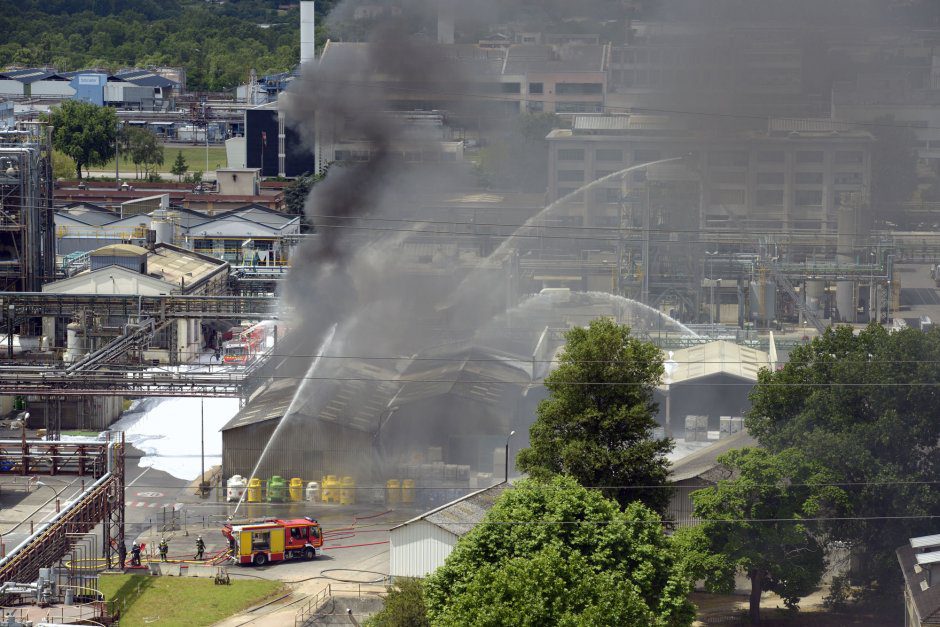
[[200, 397, 206, 497], [504, 430, 515, 483]]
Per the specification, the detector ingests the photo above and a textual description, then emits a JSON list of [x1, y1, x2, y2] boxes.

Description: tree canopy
[[121, 126, 164, 179], [0, 1, 339, 92], [687, 447, 848, 623], [746, 323, 940, 591], [44, 100, 117, 179], [170, 150, 188, 182], [424, 476, 695, 627], [517, 318, 673, 513], [366, 577, 429, 627]]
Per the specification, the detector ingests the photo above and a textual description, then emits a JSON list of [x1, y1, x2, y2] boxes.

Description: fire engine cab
[[222, 517, 323, 566]]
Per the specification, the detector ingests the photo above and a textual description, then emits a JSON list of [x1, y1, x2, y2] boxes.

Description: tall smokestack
[[300, 1, 316, 65], [437, 0, 455, 45]]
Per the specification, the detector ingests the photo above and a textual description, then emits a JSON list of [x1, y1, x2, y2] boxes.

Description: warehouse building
[[220, 344, 538, 489], [389, 482, 505, 579], [41, 243, 229, 364], [655, 340, 772, 439]]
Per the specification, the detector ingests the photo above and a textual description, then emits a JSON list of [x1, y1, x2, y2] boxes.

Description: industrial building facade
[[540, 114, 875, 324]]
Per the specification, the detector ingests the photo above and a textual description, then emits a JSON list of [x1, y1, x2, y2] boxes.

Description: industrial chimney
[[300, 1, 316, 65], [437, 0, 455, 45]]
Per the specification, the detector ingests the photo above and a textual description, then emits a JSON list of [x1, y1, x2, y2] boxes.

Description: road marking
[[126, 466, 152, 489], [136, 491, 163, 498]]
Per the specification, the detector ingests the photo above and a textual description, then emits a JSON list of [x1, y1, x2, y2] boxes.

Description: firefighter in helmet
[[195, 536, 206, 561], [131, 541, 142, 567], [159, 538, 169, 562]]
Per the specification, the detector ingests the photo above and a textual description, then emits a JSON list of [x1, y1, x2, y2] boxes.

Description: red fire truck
[[222, 516, 323, 566], [222, 320, 282, 365]]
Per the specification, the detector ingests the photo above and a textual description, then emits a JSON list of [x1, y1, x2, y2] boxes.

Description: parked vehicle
[[222, 516, 322, 566]]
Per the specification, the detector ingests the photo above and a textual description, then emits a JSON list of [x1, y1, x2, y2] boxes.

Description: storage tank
[[750, 279, 776, 325], [151, 214, 174, 245], [64, 321, 85, 363], [267, 475, 287, 502], [805, 280, 825, 319], [226, 475, 247, 502], [836, 281, 856, 323]]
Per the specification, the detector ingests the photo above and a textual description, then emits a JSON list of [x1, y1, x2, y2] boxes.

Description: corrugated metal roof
[[912, 534, 940, 550], [392, 482, 506, 536], [115, 70, 178, 88], [664, 340, 770, 386], [669, 430, 757, 482], [573, 115, 632, 131], [90, 244, 148, 257], [898, 543, 940, 624], [768, 118, 852, 133], [1, 69, 69, 84]]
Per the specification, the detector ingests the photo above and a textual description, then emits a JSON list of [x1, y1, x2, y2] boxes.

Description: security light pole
[[504, 430, 516, 483]]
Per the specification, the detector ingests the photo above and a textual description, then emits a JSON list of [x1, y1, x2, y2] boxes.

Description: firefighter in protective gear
[[195, 536, 206, 560], [131, 542, 142, 567], [159, 538, 169, 562]]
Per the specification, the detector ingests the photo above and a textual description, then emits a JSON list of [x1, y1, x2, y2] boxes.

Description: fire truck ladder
[[768, 262, 827, 334]]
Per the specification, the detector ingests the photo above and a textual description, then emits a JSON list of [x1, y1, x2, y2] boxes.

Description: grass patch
[[100, 145, 228, 175], [60, 430, 99, 438], [99, 574, 283, 627]]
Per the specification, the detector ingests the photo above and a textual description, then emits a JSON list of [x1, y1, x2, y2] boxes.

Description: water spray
[[231, 323, 338, 519]]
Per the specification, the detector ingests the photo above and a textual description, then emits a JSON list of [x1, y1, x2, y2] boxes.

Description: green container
[[267, 475, 288, 502]]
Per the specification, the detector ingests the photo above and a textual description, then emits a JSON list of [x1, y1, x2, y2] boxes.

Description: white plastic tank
[[305, 481, 320, 502], [226, 475, 247, 502], [152, 210, 174, 245]]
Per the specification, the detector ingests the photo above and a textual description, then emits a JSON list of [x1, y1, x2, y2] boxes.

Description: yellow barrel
[[340, 476, 356, 505], [247, 477, 262, 503], [386, 479, 401, 506], [289, 478, 304, 502], [322, 475, 339, 503], [402, 479, 415, 505]]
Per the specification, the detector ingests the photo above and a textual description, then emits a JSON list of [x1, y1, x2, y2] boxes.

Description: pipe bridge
[[0, 438, 124, 585], [0, 292, 279, 320]]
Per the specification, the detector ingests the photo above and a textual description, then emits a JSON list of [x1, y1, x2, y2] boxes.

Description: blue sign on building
[[69, 73, 106, 106]]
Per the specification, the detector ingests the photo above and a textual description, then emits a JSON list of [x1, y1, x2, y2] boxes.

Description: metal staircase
[[767, 262, 827, 334]]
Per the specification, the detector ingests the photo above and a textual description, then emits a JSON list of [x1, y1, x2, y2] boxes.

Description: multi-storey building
[[541, 114, 874, 322]]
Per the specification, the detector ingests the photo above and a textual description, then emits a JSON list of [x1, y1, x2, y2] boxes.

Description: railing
[[294, 583, 388, 627]]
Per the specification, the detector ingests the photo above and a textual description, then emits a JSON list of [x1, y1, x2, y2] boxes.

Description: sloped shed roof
[[392, 482, 506, 536], [665, 340, 770, 386]]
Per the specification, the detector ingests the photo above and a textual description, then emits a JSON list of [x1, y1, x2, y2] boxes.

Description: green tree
[[746, 324, 940, 594], [123, 127, 164, 178], [425, 476, 695, 627], [50, 149, 76, 180], [284, 170, 325, 232], [688, 448, 848, 624], [44, 100, 117, 179], [170, 150, 189, 182], [366, 577, 429, 627], [517, 318, 673, 513]]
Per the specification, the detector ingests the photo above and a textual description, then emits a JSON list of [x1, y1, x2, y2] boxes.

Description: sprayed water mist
[[231, 324, 337, 518]]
